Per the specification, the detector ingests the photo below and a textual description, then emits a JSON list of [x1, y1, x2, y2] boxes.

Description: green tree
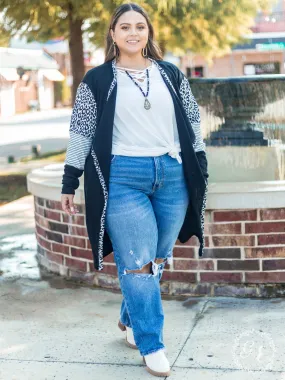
[[0, 0, 277, 103], [0, 0, 97, 103]]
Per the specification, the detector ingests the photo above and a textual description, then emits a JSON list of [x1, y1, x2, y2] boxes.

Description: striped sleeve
[[178, 75, 206, 152], [61, 82, 97, 194], [65, 82, 97, 170]]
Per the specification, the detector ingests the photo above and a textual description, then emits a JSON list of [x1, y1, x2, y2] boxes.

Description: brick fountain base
[[27, 164, 285, 298]]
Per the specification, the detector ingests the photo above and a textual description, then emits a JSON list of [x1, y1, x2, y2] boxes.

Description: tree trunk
[[68, 7, 85, 105]]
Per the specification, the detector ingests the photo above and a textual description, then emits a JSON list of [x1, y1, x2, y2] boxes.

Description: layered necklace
[[116, 59, 152, 110]]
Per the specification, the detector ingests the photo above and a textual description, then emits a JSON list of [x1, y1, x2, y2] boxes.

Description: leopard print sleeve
[[65, 82, 97, 170], [178, 74, 206, 153], [61, 82, 97, 194]]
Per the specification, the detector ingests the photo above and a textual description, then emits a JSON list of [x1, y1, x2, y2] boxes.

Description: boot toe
[[143, 350, 171, 377]]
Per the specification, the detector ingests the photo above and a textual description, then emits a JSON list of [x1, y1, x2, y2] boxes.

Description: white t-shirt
[[111, 60, 182, 164]]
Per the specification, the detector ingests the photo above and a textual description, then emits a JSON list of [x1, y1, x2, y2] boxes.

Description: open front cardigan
[[62, 57, 209, 271]]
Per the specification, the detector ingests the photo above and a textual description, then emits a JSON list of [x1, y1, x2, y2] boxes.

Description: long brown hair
[[104, 3, 163, 63]]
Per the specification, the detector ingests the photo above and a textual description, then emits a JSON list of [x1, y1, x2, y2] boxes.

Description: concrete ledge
[[27, 163, 285, 209]]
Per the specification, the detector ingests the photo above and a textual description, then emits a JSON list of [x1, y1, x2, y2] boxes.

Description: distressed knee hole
[[124, 261, 152, 275], [123, 260, 161, 276]]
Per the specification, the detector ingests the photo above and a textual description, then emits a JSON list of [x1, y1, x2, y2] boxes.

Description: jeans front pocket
[[111, 154, 117, 164]]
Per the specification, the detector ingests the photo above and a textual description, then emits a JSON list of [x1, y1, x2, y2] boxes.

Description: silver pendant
[[144, 98, 151, 110]]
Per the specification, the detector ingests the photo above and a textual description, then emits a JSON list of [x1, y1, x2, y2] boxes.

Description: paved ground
[[0, 196, 285, 379], [0, 195, 35, 238], [0, 108, 71, 164]]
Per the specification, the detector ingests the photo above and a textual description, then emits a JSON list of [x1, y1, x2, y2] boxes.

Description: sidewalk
[[0, 197, 285, 379], [0, 279, 284, 379], [0, 107, 71, 125], [0, 108, 70, 163], [0, 195, 35, 238], [0, 159, 61, 175]]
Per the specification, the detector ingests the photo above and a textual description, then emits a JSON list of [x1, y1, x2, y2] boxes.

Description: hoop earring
[[142, 46, 148, 57], [113, 41, 119, 57]]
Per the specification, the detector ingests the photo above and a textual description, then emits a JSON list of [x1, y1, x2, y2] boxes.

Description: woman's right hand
[[61, 194, 78, 216]]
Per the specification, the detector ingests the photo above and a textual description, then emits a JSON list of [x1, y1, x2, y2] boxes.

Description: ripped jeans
[[105, 152, 189, 356]]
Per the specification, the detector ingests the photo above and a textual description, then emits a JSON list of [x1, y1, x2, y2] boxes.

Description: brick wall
[[180, 50, 285, 77], [34, 196, 285, 297]]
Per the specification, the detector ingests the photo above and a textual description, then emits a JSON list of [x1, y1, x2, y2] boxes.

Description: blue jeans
[[105, 153, 189, 356]]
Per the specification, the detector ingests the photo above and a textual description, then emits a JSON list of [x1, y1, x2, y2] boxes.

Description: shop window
[[186, 66, 204, 78], [244, 62, 280, 75]]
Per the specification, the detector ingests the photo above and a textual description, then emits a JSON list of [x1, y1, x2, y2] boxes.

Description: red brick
[[46, 231, 63, 243], [36, 224, 48, 238], [161, 271, 196, 283], [65, 257, 87, 272], [48, 221, 68, 234], [245, 272, 285, 283], [35, 196, 45, 206], [70, 247, 93, 260], [258, 234, 285, 245], [102, 265, 118, 276], [69, 225, 88, 237], [35, 214, 49, 229], [46, 251, 64, 265], [63, 235, 86, 248], [104, 253, 115, 263], [208, 223, 242, 235], [176, 236, 209, 247], [173, 259, 214, 270], [260, 208, 285, 221], [200, 272, 242, 283], [89, 263, 118, 276], [86, 240, 91, 250], [245, 246, 285, 258], [34, 203, 45, 216], [262, 259, 285, 271], [173, 247, 195, 258], [245, 221, 285, 234], [52, 243, 69, 255], [37, 235, 52, 250], [44, 209, 61, 221], [203, 248, 241, 259], [62, 213, 85, 225], [212, 235, 255, 247], [213, 210, 257, 222], [46, 200, 62, 210], [217, 260, 259, 271], [176, 235, 200, 246]]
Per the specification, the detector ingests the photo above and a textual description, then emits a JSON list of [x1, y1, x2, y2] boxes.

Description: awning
[[0, 68, 19, 81], [42, 69, 65, 81]]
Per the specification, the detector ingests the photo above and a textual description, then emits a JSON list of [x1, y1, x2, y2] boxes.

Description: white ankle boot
[[125, 326, 137, 349], [143, 349, 171, 377], [118, 320, 138, 349]]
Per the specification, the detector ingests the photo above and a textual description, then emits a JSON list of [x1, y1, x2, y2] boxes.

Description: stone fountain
[[190, 75, 285, 182]]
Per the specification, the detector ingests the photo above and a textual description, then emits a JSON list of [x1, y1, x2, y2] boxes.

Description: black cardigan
[[62, 57, 209, 271]]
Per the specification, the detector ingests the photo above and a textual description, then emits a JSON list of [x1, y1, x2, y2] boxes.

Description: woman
[[61, 3, 209, 377]]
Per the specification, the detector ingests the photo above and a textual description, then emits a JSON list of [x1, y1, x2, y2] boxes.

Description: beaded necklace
[[116, 61, 152, 110]]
